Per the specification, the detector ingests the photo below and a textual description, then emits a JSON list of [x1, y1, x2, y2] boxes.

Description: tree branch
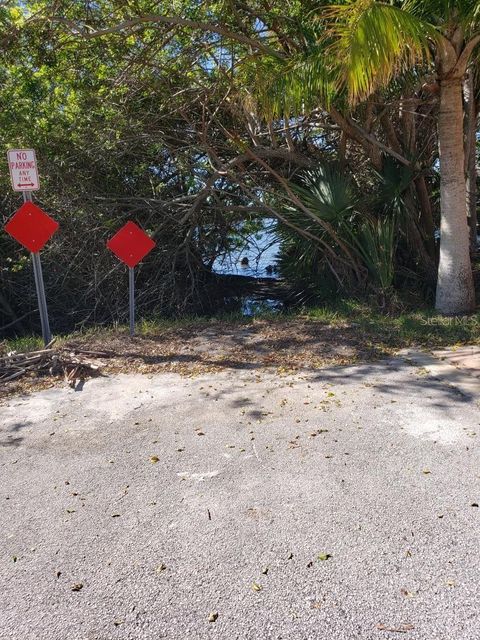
[[331, 108, 420, 170], [455, 34, 480, 76], [45, 14, 285, 60]]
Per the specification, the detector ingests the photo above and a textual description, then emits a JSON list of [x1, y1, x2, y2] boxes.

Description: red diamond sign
[[4, 202, 59, 252], [107, 221, 156, 267]]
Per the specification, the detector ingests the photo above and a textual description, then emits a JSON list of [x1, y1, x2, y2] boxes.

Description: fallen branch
[[0, 346, 103, 389]]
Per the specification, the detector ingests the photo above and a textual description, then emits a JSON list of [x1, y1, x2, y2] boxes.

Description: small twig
[[69, 348, 114, 357], [0, 309, 38, 331]]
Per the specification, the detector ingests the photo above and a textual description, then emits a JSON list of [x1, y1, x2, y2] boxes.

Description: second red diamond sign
[[106, 221, 156, 336], [107, 221, 156, 267]]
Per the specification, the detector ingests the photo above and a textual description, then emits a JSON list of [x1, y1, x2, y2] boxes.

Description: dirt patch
[[1, 318, 393, 398], [67, 318, 389, 373]]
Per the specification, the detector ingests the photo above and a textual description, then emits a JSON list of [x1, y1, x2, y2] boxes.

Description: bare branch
[[45, 14, 285, 60]]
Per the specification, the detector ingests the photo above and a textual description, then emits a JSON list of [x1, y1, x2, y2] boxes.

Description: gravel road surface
[[1, 359, 479, 639]]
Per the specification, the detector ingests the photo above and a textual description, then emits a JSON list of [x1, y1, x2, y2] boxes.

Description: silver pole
[[32, 252, 51, 346], [23, 191, 51, 346], [129, 266, 135, 336]]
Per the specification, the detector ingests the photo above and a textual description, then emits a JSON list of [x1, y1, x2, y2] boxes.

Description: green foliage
[[253, 0, 437, 113], [324, 1, 435, 102], [278, 163, 404, 298], [405, 0, 480, 33], [0, 0, 266, 333], [291, 166, 355, 224], [256, 47, 337, 117], [352, 215, 396, 294]]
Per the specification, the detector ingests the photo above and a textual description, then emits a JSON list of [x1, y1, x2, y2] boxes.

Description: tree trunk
[[435, 77, 475, 314], [464, 69, 478, 251], [404, 192, 437, 281], [414, 176, 436, 259]]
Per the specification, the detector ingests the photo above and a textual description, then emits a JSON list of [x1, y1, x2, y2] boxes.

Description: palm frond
[[255, 48, 337, 117], [352, 215, 397, 292], [323, 1, 437, 102], [290, 165, 356, 223], [280, 163, 400, 294], [373, 157, 414, 215], [404, 0, 480, 34]]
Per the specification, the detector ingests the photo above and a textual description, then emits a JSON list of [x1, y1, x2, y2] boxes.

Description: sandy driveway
[[1, 359, 479, 639]]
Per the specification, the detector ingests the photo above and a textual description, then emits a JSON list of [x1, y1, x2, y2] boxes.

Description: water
[[211, 218, 284, 315], [241, 297, 284, 316], [212, 218, 280, 279]]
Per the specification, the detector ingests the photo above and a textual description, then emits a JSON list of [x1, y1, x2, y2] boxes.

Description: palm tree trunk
[[435, 77, 475, 314], [464, 70, 478, 251]]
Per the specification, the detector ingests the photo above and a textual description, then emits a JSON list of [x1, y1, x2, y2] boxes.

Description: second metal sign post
[[106, 221, 156, 336]]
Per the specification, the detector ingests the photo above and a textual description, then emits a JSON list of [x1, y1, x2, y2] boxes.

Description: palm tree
[[265, 0, 480, 314]]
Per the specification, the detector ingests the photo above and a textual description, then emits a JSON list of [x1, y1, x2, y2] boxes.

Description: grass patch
[[304, 300, 480, 348], [3, 300, 479, 356], [2, 335, 45, 353]]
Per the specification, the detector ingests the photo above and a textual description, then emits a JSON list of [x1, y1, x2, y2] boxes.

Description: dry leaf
[[208, 612, 218, 622], [252, 582, 262, 592], [71, 583, 83, 592], [377, 622, 414, 633], [150, 455, 159, 463]]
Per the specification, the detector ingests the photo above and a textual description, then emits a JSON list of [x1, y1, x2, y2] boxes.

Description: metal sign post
[[4, 150, 57, 347], [129, 267, 135, 336], [23, 193, 52, 346], [106, 221, 156, 337]]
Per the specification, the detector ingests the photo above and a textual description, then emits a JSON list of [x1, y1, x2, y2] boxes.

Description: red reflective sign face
[[107, 221, 156, 267], [4, 202, 59, 252]]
